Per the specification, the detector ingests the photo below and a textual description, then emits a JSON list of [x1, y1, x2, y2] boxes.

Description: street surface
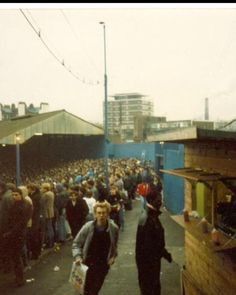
[[0, 199, 184, 295]]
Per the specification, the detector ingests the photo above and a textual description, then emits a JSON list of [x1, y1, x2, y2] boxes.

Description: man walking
[[135, 190, 172, 295], [72, 201, 119, 295]]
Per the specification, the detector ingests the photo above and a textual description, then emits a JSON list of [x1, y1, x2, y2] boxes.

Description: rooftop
[[147, 126, 236, 143], [109, 92, 148, 99], [0, 109, 103, 145]]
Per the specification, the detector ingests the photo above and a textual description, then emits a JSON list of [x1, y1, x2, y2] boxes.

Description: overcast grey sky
[[1, 3, 236, 124]]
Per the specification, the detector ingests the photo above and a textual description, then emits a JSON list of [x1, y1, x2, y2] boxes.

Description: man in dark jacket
[[3, 188, 32, 287], [27, 183, 42, 259], [107, 185, 122, 228], [66, 186, 89, 238], [123, 170, 134, 210], [0, 181, 14, 272], [0, 181, 14, 232], [135, 190, 172, 295]]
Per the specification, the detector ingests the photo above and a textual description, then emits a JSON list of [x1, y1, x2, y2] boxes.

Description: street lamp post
[[99, 21, 109, 190], [15, 133, 21, 187]]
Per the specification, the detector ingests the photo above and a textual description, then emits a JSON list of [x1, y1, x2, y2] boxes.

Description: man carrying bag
[[69, 261, 88, 294], [72, 201, 119, 295]]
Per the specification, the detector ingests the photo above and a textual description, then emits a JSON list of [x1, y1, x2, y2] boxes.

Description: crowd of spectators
[[0, 157, 162, 287]]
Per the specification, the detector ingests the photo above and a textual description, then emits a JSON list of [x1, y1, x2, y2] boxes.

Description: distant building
[[133, 115, 167, 142], [105, 91, 234, 143], [134, 116, 215, 142], [0, 102, 49, 120], [214, 120, 236, 131], [106, 92, 154, 142]]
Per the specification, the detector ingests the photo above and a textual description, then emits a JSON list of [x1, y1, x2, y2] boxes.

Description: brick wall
[[183, 141, 236, 295], [185, 232, 236, 295]]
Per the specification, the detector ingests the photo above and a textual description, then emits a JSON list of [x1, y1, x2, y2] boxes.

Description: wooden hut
[[148, 127, 236, 295]]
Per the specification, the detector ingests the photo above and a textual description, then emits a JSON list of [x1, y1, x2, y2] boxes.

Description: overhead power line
[[60, 9, 100, 76], [26, 9, 65, 61], [19, 9, 100, 86]]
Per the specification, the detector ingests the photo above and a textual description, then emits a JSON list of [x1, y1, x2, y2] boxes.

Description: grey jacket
[[72, 220, 119, 263]]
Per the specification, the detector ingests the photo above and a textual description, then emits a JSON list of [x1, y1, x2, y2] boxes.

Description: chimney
[[205, 97, 209, 120], [39, 102, 49, 113], [0, 104, 2, 121], [18, 102, 26, 116]]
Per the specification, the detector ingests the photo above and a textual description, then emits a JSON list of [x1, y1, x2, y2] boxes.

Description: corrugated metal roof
[[147, 126, 236, 143], [0, 109, 104, 145]]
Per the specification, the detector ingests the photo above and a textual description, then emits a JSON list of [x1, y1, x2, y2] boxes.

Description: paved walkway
[[101, 199, 185, 295], [0, 198, 184, 295]]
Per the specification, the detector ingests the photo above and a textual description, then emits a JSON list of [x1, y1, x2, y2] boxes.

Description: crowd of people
[[0, 157, 164, 290]]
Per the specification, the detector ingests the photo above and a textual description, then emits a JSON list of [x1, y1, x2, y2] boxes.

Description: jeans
[[58, 213, 67, 242], [84, 263, 109, 295], [65, 219, 72, 235], [45, 218, 54, 247]]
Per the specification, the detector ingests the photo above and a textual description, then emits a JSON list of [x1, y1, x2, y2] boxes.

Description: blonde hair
[[41, 182, 51, 191], [18, 185, 28, 198], [93, 201, 111, 214]]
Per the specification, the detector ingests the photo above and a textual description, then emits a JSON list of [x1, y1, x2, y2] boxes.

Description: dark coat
[[107, 193, 122, 226], [29, 190, 42, 230], [135, 208, 168, 266], [4, 199, 32, 251], [97, 183, 109, 201], [107, 193, 122, 208], [55, 191, 69, 215], [66, 198, 89, 228]]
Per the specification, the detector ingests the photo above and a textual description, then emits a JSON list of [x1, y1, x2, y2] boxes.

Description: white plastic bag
[[69, 261, 88, 294]]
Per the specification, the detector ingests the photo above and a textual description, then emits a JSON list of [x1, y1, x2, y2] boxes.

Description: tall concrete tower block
[[205, 97, 209, 120]]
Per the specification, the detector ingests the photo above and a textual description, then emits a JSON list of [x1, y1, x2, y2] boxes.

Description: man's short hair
[[94, 201, 111, 214], [12, 187, 23, 196], [41, 183, 51, 191], [87, 179, 94, 186]]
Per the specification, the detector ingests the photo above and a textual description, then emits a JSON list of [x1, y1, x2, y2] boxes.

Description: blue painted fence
[[163, 143, 185, 214]]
